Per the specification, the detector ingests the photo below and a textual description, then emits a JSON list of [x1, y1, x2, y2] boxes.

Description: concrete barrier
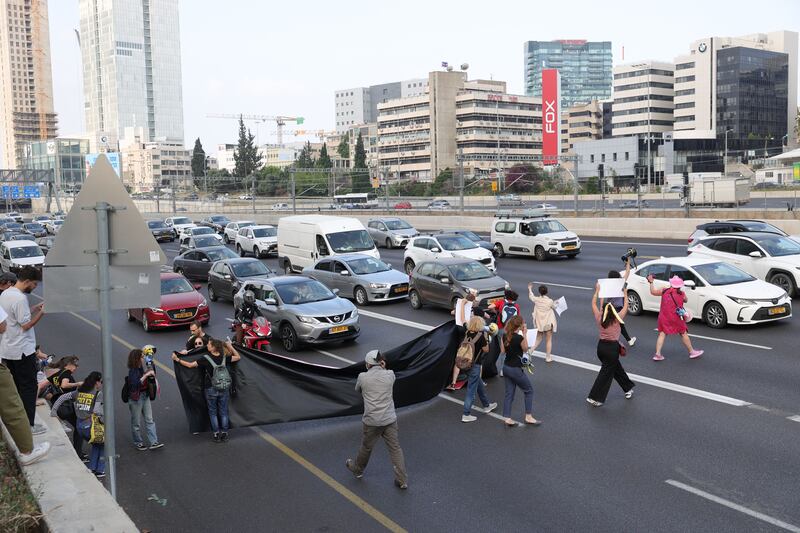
[[1, 405, 139, 533]]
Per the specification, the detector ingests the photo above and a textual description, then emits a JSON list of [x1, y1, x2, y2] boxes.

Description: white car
[[531, 203, 559, 212], [688, 232, 800, 296], [272, 203, 289, 211], [0, 240, 45, 272], [624, 256, 792, 328], [223, 220, 255, 244], [235, 225, 278, 258], [45, 219, 64, 234], [181, 225, 223, 243], [491, 214, 580, 260], [164, 216, 195, 237], [403, 234, 495, 274]]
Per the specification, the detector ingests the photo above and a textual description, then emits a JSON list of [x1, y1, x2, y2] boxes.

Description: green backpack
[[204, 354, 232, 391]]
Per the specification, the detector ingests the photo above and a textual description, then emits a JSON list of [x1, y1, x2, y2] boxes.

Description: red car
[[394, 201, 412, 209], [127, 272, 210, 332]]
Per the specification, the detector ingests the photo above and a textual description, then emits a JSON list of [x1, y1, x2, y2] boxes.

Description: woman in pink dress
[[648, 275, 703, 361]]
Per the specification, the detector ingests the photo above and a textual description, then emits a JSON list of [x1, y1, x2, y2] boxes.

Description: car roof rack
[[494, 208, 551, 219]]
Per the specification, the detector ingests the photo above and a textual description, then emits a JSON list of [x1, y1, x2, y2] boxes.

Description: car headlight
[[198, 299, 208, 308], [351, 308, 358, 319], [505, 282, 511, 289], [297, 315, 318, 324], [150, 307, 164, 313], [728, 296, 757, 305], [369, 282, 390, 289]]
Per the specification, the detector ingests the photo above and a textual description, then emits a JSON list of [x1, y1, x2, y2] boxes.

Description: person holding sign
[[587, 284, 634, 407], [602, 257, 636, 347], [500, 316, 541, 427], [648, 275, 703, 361], [527, 284, 558, 362]]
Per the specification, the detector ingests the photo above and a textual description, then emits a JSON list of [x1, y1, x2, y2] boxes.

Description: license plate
[[394, 286, 408, 293], [329, 325, 349, 334], [768, 306, 786, 316], [174, 311, 193, 319], [563, 245, 576, 250]]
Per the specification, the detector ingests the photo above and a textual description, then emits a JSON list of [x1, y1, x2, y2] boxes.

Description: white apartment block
[[120, 128, 190, 193], [215, 144, 236, 174], [611, 61, 675, 137], [560, 101, 603, 153], [0, 0, 58, 167], [335, 78, 427, 132]]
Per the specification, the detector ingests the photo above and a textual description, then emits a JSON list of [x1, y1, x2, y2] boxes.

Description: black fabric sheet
[[173, 321, 463, 433]]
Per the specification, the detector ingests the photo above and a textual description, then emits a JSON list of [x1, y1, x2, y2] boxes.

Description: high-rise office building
[[79, 0, 184, 150], [523, 40, 612, 108], [611, 61, 675, 137], [334, 78, 428, 132], [0, 0, 58, 167]]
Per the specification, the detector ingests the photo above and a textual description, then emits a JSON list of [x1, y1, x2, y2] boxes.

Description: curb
[[1, 404, 139, 533]]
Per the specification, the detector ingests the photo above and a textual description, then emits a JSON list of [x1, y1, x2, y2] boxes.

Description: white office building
[[611, 61, 675, 137], [335, 78, 427, 132], [78, 0, 185, 150]]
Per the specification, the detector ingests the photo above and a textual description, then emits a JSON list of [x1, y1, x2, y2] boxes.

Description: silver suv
[[233, 276, 360, 351], [408, 257, 508, 311], [367, 218, 418, 249]]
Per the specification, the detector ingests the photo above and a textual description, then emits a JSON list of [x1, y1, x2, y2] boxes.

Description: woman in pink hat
[[647, 274, 703, 361]]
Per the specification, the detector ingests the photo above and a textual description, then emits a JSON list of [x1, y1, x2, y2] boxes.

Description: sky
[[43, 0, 800, 155]]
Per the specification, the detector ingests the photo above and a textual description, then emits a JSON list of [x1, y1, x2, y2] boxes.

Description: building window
[[675, 75, 695, 83], [601, 154, 605, 163], [613, 153, 617, 161], [624, 152, 629, 161], [675, 62, 695, 70], [590, 154, 595, 163]]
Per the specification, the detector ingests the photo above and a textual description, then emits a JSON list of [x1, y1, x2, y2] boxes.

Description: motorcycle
[[230, 316, 272, 351]]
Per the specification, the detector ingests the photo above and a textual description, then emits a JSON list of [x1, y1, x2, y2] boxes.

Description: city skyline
[[37, 0, 800, 156]]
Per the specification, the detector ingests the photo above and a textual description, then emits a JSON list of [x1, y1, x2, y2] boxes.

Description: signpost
[[541, 68, 561, 167], [43, 156, 165, 499]]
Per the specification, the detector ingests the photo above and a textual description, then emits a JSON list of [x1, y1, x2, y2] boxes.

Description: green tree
[[584, 176, 599, 194], [430, 168, 454, 195], [351, 133, 370, 192], [191, 138, 206, 176], [295, 141, 315, 169], [337, 135, 350, 159], [233, 116, 262, 177], [317, 143, 332, 169]]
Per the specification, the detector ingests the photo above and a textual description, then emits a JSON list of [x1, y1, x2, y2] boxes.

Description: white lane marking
[[788, 415, 800, 423], [314, 349, 358, 365], [583, 240, 686, 248], [357, 309, 434, 331], [529, 281, 592, 291], [650, 329, 771, 350], [436, 392, 506, 422], [665, 479, 800, 533]]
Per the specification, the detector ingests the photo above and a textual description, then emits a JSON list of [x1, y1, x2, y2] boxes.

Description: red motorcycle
[[231, 316, 272, 351]]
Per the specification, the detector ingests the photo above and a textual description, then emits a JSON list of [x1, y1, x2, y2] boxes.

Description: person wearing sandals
[[126, 349, 163, 451], [648, 275, 703, 361], [527, 283, 557, 362], [461, 316, 498, 422], [500, 316, 541, 427], [587, 284, 634, 407]]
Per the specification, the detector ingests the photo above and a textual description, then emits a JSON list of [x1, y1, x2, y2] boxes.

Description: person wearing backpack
[[125, 349, 163, 451], [172, 338, 240, 443], [492, 289, 520, 377], [460, 316, 498, 423]]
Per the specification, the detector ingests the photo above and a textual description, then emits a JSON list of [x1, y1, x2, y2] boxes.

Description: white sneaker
[[628, 337, 637, 347], [625, 389, 634, 399], [461, 415, 477, 423], [31, 423, 47, 436], [20, 442, 50, 466], [483, 402, 498, 413]]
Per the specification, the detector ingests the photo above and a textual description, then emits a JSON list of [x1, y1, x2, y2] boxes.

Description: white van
[[278, 215, 380, 274], [491, 213, 581, 260], [1, 240, 45, 272]]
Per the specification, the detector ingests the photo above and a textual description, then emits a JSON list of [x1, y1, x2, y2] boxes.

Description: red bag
[[618, 343, 627, 357]]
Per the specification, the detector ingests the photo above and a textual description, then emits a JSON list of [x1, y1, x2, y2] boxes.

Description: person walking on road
[[0, 266, 46, 435], [587, 284, 635, 407], [528, 283, 557, 362], [648, 275, 703, 361], [75, 371, 105, 477], [461, 316, 498, 422], [126, 349, 163, 451], [493, 289, 521, 376], [346, 350, 408, 489], [603, 257, 636, 347], [500, 316, 541, 427]]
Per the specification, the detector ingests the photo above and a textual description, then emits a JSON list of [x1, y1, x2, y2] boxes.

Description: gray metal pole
[[458, 148, 464, 215], [291, 171, 296, 214], [94, 201, 118, 500], [251, 175, 256, 214], [383, 168, 389, 210], [171, 176, 177, 214], [573, 159, 579, 215]]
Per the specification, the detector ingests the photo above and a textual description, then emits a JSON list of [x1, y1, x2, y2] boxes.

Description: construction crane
[[207, 114, 304, 147]]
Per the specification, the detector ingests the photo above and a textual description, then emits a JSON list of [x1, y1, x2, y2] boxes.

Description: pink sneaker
[[689, 350, 704, 359], [652, 353, 665, 361]]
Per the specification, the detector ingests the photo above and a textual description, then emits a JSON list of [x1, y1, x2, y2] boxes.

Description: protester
[[648, 274, 703, 361], [38, 355, 74, 398], [446, 292, 477, 390], [234, 290, 262, 345], [46, 355, 81, 402], [184, 321, 210, 352], [500, 316, 541, 427], [0, 271, 16, 293], [346, 350, 408, 489], [50, 388, 86, 460], [493, 289, 521, 376], [528, 283, 558, 363], [460, 317, 498, 422], [603, 257, 636, 346], [126, 349, 163, 451], [172, 338, 240, 443], [0, 303, 50, 466], [75, 371, 105, 477], [587, 283, 635, 407], [0, 266, 46, 435]]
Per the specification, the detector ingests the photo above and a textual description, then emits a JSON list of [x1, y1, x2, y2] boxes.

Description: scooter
[[231, 316, 272, 351]]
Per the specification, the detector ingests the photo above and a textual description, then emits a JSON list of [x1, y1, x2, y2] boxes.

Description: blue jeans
[[502, 366, 533, 419], [463, 364, 491, 415], [205, 387, 230, 433], [128, 396, 158, 445], [77, 418, 104, 474]]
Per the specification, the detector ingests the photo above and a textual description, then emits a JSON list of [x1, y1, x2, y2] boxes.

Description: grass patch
[[0, 441, 44, 533]]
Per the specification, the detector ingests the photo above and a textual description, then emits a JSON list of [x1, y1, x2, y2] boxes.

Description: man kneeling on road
[[346, 350, 408, 490]]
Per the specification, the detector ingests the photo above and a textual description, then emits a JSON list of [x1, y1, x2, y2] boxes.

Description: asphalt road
[[33, 236, 800, 532]]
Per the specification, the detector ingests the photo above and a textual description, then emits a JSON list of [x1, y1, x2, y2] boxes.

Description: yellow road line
[[59, 307, 404, 532]]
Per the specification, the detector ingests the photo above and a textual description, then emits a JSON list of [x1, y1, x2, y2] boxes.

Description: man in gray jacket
[[346, 350, 408, 489]]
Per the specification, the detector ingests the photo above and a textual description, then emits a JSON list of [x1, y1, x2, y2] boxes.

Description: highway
[[33, 236, 800, 532]]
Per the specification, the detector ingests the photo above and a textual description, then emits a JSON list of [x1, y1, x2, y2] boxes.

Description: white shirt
[[0, 287, 36, 359]]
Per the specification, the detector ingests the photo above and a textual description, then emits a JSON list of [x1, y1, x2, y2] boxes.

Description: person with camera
[[648, 275, 703, 361], [460, 316, 498, 423], [500, 315, 541, 427], [603, 254, 636, 347], [126, 349, 163, 451], [528, 283, 558, 362], [587, 283, 635, 407]]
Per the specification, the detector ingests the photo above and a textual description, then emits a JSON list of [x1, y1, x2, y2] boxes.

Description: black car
[[179, 234, 223, 253], [688, 219, 789, 247], [22, 222, 47, 238], [207, 258, 276, 302], [200, 215, 232, 233], [440, 230, 493, 251], [36, 236, 56, 255], [147, 220, 175, 242], [172, 246, 238, 280]]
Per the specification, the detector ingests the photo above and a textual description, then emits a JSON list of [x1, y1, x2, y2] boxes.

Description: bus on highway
[[333, 193, 378, 209]]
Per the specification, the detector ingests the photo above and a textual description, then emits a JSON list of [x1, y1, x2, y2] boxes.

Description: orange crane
[[207, 113, 304, 147]]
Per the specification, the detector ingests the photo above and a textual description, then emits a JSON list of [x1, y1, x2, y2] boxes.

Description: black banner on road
[[172, 321, 462, 433]]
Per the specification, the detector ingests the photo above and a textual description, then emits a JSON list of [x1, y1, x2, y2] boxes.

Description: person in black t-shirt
[[461, 317, 498, 423], [47, 356, 81, 401], [182, 321, 210, 353], [500, 316, 541, 427]]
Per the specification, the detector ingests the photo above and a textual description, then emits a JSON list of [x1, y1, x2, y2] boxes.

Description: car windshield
[[205, 248, 238, 261], [530, 220, 568, 234], [326, 230, 375, 253], [24, 223, 44, 231], [438, 235, 478, 251], [448, 262, 494, 281], [385, 220, 412, 230], [148, 221, 167, 229], [693, 262, 754, 286], [346, 257, 390, 274], [193, 236, 219, 248], [231, 261, 271, 278], [754, 235, 800, 257], [10, 245, 43, 258], [210, 216, 229, 223], [459, 231, 482, 242], [53, 220, 63, 225], [11, 235, 30, 241], [253, 227, 277, 238], [3, 223, 21, 230], [191, 227, 215, 235], [276, 280, 334, 304], [739, 221, 786, 235], [161, 277, 194, 294], [237, 221, 255, 228]]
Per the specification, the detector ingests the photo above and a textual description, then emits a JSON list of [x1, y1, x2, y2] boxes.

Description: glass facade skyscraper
[[524, 40, 613, 108]]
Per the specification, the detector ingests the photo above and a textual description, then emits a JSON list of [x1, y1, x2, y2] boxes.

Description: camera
[[621, 247, 638, 263], [482, 323, 499, 336]]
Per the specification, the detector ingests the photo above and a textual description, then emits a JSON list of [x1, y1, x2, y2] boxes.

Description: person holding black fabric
[[461, 316, 498, 423], [234, 290, 261, 345], [501, 315, 541, 427], [183, 321, 210, 353]]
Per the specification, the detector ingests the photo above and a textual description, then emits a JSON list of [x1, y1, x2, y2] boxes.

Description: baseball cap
[[0, 272, 17, 284], [364, 350, 381, 366]]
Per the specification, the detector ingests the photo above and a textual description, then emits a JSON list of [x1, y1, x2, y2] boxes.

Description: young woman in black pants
[[587, 283, 635, 407]]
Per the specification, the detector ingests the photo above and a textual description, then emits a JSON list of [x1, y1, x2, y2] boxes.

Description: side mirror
[[431, 247, 441, 253], [224, 274, 232, 280], [193, 283, 202, 290], [340, 270, 350, 276], [387, 263, 392, 268], [332, 288, 340, 295], [748, 250, 763, 258], [440, 277, 452, 284], [201, 257, 209, 262], [264, 298, 277, 306], [684, 280, 696, 289]]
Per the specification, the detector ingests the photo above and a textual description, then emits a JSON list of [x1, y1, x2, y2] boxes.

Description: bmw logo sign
[[698, 42, 707, 53]]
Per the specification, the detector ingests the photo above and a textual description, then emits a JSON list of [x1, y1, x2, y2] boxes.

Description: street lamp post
[[724, 128, 734, 178]]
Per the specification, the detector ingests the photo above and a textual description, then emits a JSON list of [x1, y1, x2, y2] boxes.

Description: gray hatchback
[[302, 253, 409, 305], [367, 217, 418, 249], [408, 257, 508, 311]]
